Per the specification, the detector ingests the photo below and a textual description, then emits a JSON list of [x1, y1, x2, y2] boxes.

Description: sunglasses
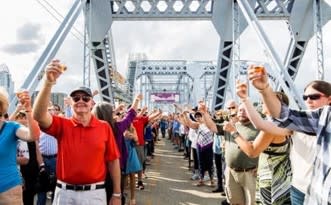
[[227, 106, 236, 110], [302, 93, 325, 101], [72, 95, 91, 103]]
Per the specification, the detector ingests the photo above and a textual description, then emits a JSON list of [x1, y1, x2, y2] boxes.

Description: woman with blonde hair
[[0, 88, 40, 205]]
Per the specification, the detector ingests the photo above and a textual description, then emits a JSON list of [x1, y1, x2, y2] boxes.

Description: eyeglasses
[[72, 95, 91, 103], [302, 93, 325, 101], [227, 106, 236, 110]]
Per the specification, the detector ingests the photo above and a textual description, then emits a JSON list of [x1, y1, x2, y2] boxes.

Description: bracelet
[[256, 84, 270, 93], [231, 131, 240, 139], [112, 193, 121, 198]]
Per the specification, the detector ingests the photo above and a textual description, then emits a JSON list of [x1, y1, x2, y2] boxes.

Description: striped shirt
[[274, 105, 331, 205], [39, 132, 58, 156]]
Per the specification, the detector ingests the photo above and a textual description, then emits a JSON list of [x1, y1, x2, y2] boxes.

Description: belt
[[231, 167, 256, 172], [56, 182, 105, 191], [42, 154, 57, 159]]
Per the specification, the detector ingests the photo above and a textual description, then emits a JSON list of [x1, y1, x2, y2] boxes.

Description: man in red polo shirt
[[33, 59, 121, 205]]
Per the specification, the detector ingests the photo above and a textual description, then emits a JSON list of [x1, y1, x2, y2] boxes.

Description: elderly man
[[33, 59, 121, 205]]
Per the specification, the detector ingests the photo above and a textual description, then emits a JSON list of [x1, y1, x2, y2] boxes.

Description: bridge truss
[[9, 0, 331, 112]]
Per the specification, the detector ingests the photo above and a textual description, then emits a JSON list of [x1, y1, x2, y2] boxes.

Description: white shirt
[[188, 128, 197, 149], [290, 132, 316, 193]]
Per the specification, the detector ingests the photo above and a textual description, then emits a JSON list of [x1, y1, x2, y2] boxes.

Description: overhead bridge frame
[[9, 0, 331, 112]]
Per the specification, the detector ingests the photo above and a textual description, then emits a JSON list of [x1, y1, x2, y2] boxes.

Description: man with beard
[[204, 101, 259, 205]]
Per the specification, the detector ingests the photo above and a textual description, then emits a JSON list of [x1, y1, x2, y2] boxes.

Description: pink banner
[[150, 93, 179, 103]]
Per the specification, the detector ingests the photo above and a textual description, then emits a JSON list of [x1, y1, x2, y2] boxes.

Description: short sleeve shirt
[[0, 122, 22, 192], [217, 122, 259, 169], [43, 115, 120, 184], [132, 116, 149, 146]]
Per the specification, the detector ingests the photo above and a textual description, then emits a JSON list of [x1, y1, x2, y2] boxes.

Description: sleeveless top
[[256, 138, 292, 205]]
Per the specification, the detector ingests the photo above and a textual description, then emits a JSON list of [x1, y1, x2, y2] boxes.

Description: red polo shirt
[[132, 116, 148, 146], [43, 115, 120, 184]]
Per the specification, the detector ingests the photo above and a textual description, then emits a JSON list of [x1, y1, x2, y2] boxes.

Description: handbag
[[125, 140, 142, 174]]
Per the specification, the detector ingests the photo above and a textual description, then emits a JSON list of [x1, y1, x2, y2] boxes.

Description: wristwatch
[[231, 131, 240, 139]]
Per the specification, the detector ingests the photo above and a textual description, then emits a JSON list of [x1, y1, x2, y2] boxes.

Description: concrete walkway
[[131, 138, 226, 205]]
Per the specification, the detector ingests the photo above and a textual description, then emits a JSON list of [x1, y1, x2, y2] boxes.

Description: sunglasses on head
[[302, 93, 325, 101], [72, 95, 91, 103]]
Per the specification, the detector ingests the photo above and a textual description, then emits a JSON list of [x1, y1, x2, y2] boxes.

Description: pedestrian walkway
[[131, 138, 225, 205]]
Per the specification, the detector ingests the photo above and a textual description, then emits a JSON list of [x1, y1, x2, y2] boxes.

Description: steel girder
[[211, 40, 233, 111], [13, 0, 329, 112], [8, 0, 82, 113], [84, 0, 322, 109], [90, 38, 115, 104]]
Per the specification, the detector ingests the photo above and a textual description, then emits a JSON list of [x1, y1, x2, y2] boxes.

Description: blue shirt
[[275, 105, 331, 205], [144, 125, 153, 141], [0, 121, 22, 193], [172, 120, 180, 134], [159, 119, 168, 130]]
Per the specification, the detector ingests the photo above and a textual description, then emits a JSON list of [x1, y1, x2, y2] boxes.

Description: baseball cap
[[69, 86, 93, 97]]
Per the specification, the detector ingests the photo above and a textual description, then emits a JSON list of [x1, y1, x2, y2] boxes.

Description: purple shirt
[[115, 108, 137, 170]]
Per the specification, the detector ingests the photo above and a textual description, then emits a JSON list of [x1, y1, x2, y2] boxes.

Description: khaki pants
[[0, 185, 23, 205], [224, 167, 256, 205]]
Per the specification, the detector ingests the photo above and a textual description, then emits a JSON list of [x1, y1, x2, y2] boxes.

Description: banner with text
[[150, 93, 180, 103]]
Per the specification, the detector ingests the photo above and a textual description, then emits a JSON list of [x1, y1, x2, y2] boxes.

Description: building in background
[[31, 92, 67, 109], [0, 64, 15, 100]]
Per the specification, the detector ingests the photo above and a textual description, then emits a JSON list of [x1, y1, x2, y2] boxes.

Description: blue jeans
[[37, 156, 56, 205], [290, 185, 305, 205]]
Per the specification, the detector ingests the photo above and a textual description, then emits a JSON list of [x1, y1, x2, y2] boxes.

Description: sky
[[1, 0, 331, 100]]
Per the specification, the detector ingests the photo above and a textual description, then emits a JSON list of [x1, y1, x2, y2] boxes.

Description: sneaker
[[191, 173, 199, 180], [136, 181, 144, 190], [203, 175, 210, 181]]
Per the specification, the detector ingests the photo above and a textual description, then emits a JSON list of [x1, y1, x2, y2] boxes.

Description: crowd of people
[[0, 59, 330, 205]]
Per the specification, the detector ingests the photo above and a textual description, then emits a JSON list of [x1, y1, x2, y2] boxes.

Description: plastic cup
[[233, 60, 268, 96], [253, 65, 265, 74], [234, 60, 267, 75], [59, 64, 67, 72], [233, 60, 250, 87]]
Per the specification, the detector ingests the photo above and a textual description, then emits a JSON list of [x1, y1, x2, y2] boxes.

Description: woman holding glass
[[0, 88, 40, 205]]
